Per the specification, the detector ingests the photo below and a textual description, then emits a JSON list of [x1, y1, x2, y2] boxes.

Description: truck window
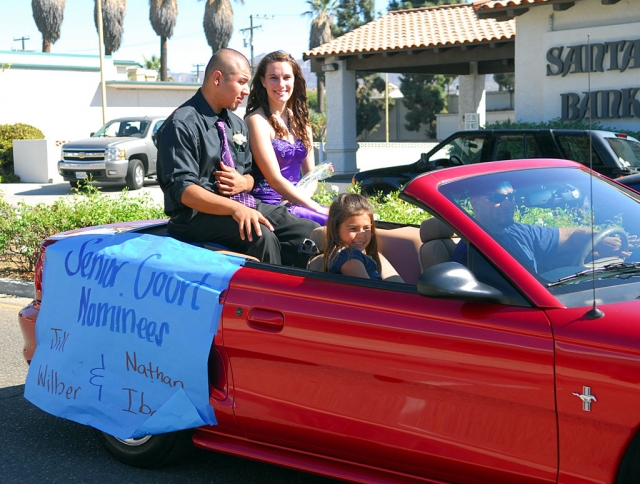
[[494, 134, 540, 160], [606, 138, 640, 169], [556, 135, 605, 168], [430, 135, 486, 165]]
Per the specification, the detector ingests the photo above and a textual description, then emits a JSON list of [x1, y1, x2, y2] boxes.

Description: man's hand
[[231, 204, 274, 242], [215, 162, 247, 196]]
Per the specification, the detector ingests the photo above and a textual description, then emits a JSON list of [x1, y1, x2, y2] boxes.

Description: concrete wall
[[515, 0, 640, 131]]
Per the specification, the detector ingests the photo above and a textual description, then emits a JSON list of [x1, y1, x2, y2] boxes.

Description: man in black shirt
[[156, 49, 318, 267]]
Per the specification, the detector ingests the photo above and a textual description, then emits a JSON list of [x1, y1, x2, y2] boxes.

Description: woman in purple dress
[[245, 51, 329, 225]]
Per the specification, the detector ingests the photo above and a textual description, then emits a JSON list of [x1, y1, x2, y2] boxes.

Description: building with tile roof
[[304, 3, 516, 174], [303, 0, 636, 176]]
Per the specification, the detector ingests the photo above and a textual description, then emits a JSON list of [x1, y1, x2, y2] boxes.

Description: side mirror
[[417, 262, 506, 303], [90, 132, 95, 137]]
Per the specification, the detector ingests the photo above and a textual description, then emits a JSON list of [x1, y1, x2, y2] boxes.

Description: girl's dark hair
[[245, 51, 311, 150], [322, 194, 380, 272]]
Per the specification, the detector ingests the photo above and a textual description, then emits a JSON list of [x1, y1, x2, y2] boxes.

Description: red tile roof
[[473, 0, 588, 18], [304, 3, 515, 59]]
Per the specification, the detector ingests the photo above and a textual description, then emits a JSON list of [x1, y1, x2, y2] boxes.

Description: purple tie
[[215, 118, 256, 208]]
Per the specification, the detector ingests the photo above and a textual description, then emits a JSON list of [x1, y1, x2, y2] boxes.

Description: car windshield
[[93, 120, 149, 138], [439, 167, 640, 296], [606, 137, 640, 168], [429, 135, 486, 165]]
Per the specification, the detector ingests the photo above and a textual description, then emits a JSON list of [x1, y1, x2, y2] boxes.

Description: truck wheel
[[126, 159, 145, 190], [98, 430, 193, 468]]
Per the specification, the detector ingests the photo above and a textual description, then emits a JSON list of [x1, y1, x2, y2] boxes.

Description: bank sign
[[546, 39, 640, 121]]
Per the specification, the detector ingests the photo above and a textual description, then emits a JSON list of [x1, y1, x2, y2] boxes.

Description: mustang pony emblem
[[572, 386, 597, 411]]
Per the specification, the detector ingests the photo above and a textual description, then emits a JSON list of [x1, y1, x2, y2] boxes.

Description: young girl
[[322, 194, 385, 279]]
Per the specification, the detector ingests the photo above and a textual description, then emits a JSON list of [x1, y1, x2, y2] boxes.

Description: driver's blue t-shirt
[[451, 222, 560, 272]]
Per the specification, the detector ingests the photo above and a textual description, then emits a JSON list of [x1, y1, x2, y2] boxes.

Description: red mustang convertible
[[19, 160, 640, 483]]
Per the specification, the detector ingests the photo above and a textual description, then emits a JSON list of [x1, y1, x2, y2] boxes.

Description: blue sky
[[0, 0, 387, 74]]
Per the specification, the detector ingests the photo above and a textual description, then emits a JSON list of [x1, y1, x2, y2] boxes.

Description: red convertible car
[[19, 159, 640, 483]]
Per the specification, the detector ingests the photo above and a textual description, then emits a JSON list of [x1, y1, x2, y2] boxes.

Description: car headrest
[[309, 226, 327, 252], [420, 217, 455, 243]]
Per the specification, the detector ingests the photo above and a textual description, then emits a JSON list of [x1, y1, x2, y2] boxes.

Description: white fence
[[315, 141, 439, 174]]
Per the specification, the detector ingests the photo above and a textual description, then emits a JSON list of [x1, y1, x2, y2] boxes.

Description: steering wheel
[[571, 226, 629, 267], [449, 155, 463, 166]]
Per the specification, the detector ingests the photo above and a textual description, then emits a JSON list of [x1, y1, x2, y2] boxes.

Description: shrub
[[484, 118, 640, 141], [0, 185, 166, 277], [0, 123, 45, 181], [313, 181, 429, 226]]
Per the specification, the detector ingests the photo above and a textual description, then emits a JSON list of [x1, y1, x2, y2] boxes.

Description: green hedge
[[484, 117, 640, 140], [0, 182, 426, 279], [0, 123, 45, 182], [0, 186, 166, 276]]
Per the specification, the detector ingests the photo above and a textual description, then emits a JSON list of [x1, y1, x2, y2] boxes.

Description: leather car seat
[[418, 217, 458, 272]]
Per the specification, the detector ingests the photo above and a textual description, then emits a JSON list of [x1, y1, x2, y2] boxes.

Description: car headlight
[[105, 147, 126, 162]]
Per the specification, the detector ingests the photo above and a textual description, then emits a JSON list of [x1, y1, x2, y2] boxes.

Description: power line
[[240, 14, 273, 73], [13, 36, 30, 51]]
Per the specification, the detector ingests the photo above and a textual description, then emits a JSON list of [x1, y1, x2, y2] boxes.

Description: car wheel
[[126, 159, 145, 190], [98, 430, 193, 468]]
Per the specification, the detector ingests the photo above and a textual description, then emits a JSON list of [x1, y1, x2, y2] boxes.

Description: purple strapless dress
[[251, 138, 328, 225]]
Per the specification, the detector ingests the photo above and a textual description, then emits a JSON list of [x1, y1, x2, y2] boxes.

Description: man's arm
[[181, 184, 272, 242]]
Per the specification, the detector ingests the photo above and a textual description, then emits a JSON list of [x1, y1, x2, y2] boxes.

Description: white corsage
[[232, 132, 247, 151]]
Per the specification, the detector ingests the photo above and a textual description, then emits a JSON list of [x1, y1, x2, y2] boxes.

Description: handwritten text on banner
[[24, 233, 244, 439]]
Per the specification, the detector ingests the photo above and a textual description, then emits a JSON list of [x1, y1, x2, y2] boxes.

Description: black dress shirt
[[156, 89, 252, 223]]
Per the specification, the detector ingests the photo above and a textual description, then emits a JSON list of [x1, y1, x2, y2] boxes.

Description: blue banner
[[24, 233, 244, 439]]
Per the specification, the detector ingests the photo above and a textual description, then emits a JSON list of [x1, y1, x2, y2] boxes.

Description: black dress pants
[[167, 201, 319, 268]]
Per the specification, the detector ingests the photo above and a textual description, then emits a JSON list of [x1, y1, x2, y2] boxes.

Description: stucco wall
[[0, 51, 198, 145], [515, 0, 640, 131]]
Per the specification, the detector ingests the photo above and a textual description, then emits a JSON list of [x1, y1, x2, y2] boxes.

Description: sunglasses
[[486, 192, 515, 203]]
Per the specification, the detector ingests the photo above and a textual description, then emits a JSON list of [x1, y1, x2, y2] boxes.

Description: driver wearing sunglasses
[[451, 181, 626, 272]]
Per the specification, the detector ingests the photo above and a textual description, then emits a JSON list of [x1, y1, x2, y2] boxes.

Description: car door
[[221, 265, 558, 483]]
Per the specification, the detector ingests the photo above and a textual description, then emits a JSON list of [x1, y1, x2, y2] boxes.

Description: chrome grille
[[62, 150, 105, 161]]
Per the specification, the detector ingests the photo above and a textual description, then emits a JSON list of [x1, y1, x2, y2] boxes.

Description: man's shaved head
[[204, 48, 250, 80]]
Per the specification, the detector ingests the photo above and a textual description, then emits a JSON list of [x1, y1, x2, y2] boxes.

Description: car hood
[[62, 137, 136, 150]]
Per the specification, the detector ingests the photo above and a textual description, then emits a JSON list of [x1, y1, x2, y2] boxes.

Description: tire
[[126, 159, 145, 190], [98, 430, 193, 468], [617, 431, 640, 483]]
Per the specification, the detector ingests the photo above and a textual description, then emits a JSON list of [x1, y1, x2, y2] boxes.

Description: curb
[[0, 277, 34, 299]]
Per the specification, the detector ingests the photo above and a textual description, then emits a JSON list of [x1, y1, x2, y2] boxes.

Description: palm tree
[[94, 0, 126, 56], [31, 0, 66, 53], [149, 0, 178, 81], [203, 0, 233, 54], [304, 0, 337, 114]]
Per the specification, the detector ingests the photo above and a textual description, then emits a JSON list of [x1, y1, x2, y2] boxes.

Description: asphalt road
[[0, 295, 335, 484]]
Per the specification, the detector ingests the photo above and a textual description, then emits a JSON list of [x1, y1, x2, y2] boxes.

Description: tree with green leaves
[[400, 74, 450, 138], [202, 0, 245, 54], [149, 0, 177, 81], [356, 74, 387, 139], [388, 0, 457, 9], [303, 0, 337, 114], [94, 0, 126, 56], [143, 55, 161, 77], [494, 73, 515, 91], [332, 0, 374, 37], [31, 0, 66, 53]]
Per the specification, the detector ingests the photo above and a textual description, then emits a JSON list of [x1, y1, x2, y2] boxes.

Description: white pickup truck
[[58, 116, 165, 190]]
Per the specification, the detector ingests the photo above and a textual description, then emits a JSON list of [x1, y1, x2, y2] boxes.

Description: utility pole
[[13, 36, 30, 51], [192, 63, 205, 82], [240, 14, 273, 73]]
